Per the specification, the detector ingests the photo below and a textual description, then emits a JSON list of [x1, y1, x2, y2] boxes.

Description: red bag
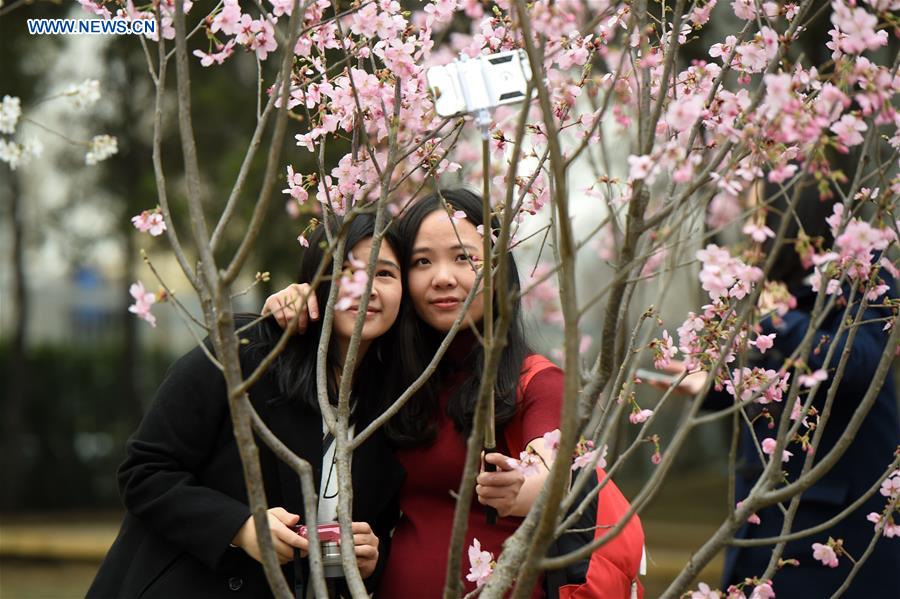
[[506, 355, 645, 599]]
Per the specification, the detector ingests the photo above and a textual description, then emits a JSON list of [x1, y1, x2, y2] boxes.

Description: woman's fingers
[[476, 455, 523, 516], [262, 283, 318, 333], [353, 543, 378, 560], [484, 452, 516, 470], [348, 522, 379, 579], [349, 522, 378, 549], [267, 509, 307, 563]]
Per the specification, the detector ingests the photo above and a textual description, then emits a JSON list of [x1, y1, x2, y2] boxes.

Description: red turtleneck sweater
[[378, 344, 563, 598]]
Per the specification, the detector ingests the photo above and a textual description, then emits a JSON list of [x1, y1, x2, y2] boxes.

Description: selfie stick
[[426, 50, 532, 525], [477, 106, 499, 526]]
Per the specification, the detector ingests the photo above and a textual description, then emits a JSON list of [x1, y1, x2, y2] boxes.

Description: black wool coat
[[87, 322, 405, 599]]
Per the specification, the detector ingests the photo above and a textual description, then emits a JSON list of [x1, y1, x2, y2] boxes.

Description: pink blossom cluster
[[866, 511, 900, 538], [760, 437, 793, 463], [880, 469, 900, 500], [696, 245, 764, 302], [334, 252, 371, 311], [809, 204, 897, 299], [114, 0, 195, 42], [724, 367, 791, 405], [282, 165, 309, 217], [827, 1, 888, 59], [572, 439, 606, 471], [465, 538, 494, 588], [690, 582, 721, 599], [509, 430, 607, 475], [629, 408, 654, 425], [650, 330, 677, 369], [811, 539, 840, 568], [128, 281, 158, 327], [131, 207, 167, 236]]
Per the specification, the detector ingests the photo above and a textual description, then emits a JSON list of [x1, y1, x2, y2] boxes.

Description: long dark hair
[[385, 188, 532, 446], [259, 212, 403, 423]]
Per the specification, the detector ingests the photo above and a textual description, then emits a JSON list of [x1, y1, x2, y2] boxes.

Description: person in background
[[660, 182, 899, 598]]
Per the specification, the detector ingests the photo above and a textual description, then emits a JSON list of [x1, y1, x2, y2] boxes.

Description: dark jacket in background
[[87, 320, 405, 598], [712, 278, 900, 598]]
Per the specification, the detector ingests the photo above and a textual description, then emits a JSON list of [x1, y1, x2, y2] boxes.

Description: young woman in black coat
[[87, 213, 407, 598]]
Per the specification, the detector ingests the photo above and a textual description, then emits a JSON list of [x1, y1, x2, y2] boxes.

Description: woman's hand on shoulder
[[232, 507, 308, 565], [350, 521, 380, 579], [261, 283, 318, 334], [476, 453, 525, 518]]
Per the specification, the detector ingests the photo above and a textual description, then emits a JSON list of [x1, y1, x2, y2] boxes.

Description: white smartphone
[[634, 368, 679, 386], [426, 50, 532, 118]]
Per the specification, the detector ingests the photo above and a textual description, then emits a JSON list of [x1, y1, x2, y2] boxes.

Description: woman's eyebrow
[[378, 258, 401, 271]]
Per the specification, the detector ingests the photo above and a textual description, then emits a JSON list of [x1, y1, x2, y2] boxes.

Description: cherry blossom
[[629, 409, 654, 425], [691, 582, 722, 599], [465, 538, 494, 588], [724, 367, 790, 404], [666, 94, 705, 133], [880, 470, 900, 499], [542, 429, 560, 462], [749, 582, 775, 599], [867, 512, 900, 538], [752, 333, 775, 354], [64, 79, 101, 109], [131, 208, 167, 236], [761, 437, 793, 463], [830, 113, 867, 148], [85, 135, 118, 165], [572, 440, 606, 471], [283, 165, 309, 204], [193, 41, 235, 67], [77, 0, 112, 19], [334, 254, 371, 311], [448, 210, 467, 225], [798, 369, 828, 388], [811, 541, 839, 568], [651, 330, 678, 369], [509, 451, 544, 477], [742, 222, 775, 243], [211, 0, 243, 35], [696, 245, 763, 302], [627, 154, 654, 181], [0, 95, 22, 134], [128, 281, 158, 327], [0, 138, 42, 170], [828, 1, 888, 58]]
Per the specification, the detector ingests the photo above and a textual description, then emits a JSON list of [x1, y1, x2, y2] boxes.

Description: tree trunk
[[3, 175, 28, 509]]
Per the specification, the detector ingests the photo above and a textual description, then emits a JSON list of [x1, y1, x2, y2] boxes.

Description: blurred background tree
[[0, 0, 327, 511]]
